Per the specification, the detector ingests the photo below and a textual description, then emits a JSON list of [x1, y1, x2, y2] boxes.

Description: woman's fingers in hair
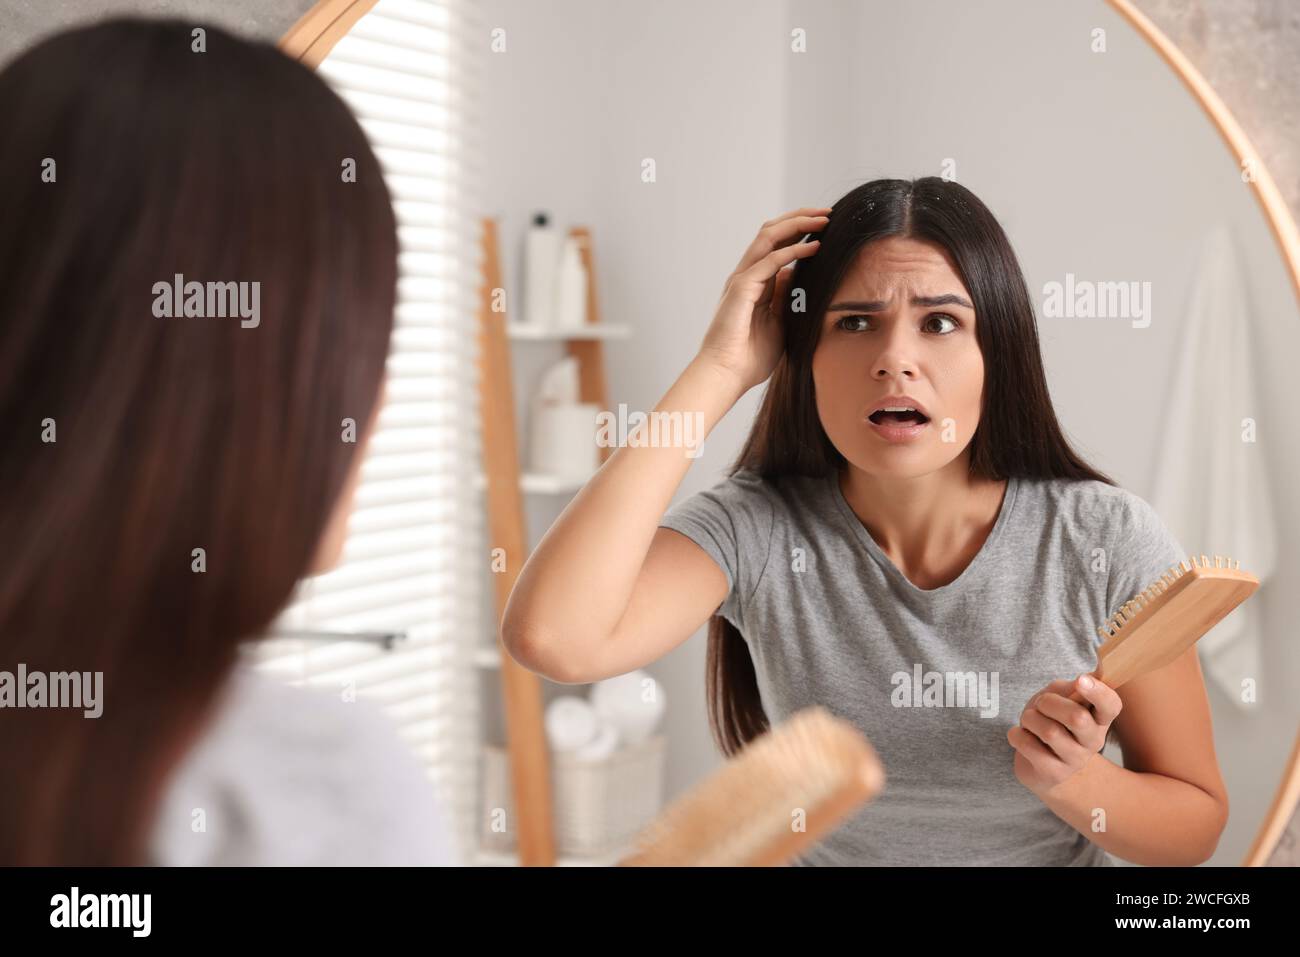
[[733, 208, 832, 275], [760, 205, 834, 231], [770, 262, 797, 316], [734, 235, 821, 303]]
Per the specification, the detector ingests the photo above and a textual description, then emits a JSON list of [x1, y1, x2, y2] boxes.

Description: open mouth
[[868, 409, 930, 426]]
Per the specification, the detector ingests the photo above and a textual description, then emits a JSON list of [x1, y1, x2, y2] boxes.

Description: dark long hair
[[0, 20, 397, 863], [707, 177, 1115, 756]]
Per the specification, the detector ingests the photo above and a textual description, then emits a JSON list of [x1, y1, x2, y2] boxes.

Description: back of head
[[0, 18, 397, 863]]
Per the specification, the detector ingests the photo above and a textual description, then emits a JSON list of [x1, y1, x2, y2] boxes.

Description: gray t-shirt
[[660, 467, 1185, 866]]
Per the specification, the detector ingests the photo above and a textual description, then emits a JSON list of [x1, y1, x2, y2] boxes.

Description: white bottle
[[523, 211, 559, 327], [552, 234, 588, 330]]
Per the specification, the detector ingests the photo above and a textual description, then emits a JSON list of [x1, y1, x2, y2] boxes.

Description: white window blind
[[247, 0, 486, 866]]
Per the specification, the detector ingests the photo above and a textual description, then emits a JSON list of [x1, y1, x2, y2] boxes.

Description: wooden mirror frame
[[280, 0, 379, 69]]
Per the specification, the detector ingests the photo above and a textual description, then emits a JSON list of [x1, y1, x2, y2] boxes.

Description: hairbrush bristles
[[1085, 552, 1259, 696], [619, 706, 883, 867], [1097, 555, 1192, 642], [1095, 552, 1254, 644]]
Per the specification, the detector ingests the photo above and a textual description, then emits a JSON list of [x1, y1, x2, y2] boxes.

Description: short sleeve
[[1103, 491, 1186, 641], [658, 468, 775, 630]]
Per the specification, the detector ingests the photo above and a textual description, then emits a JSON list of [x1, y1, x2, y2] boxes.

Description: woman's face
[[811, 236, 984, 480]]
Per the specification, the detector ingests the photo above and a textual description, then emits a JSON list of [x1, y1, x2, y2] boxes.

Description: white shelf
[[507, 322, 630, 341], [474, 645, 501, 669]]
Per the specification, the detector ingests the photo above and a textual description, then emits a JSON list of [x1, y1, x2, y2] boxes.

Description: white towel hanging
[[1149, 224, 1276, 709]]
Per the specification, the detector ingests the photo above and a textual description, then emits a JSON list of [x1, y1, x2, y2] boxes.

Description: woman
[[504, 178, 1229, 866], [0, 19, 450, 865]]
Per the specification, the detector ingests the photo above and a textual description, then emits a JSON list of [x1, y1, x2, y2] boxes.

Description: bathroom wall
[[1138, 0, 1300, 215]]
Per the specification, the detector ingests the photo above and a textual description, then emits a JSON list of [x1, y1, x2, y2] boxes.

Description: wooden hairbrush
[[618, 706, 884, 866], [1069, 553, 1260, 704]]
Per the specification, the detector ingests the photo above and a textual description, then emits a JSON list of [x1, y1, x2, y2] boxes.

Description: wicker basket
[[480, 734, 666, 860]]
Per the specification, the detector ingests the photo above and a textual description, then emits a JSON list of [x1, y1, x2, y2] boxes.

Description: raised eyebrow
[[826, 294, 974, 311]]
